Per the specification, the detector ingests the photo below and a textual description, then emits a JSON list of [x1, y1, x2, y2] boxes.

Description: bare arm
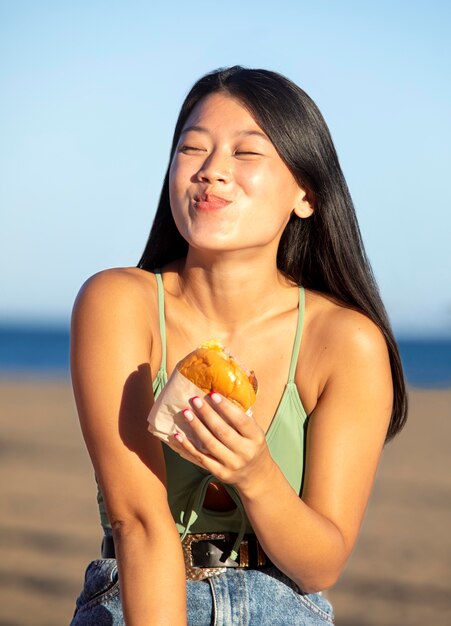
[[173, 310, 393, 593], [71, 269, 186, 626]]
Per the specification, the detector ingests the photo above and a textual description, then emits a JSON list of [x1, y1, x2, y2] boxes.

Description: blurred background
[[1, 1, 450, 625]]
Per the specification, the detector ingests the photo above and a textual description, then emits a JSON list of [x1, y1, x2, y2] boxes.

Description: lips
[[193, 193, 232, 211]]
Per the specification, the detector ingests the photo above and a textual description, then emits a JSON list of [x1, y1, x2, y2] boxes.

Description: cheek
[[168, 158, 180, 193], [242, 168, 295, 219], [241, 168, 267, 195], [168, 160, 188, 211]]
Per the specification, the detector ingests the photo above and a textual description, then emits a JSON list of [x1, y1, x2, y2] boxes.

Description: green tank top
[[98, 271, 309, 557]]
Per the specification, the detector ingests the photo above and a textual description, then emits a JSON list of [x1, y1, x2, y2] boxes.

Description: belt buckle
[[182, 532, 267, 580], [183, 533, 232, 581]]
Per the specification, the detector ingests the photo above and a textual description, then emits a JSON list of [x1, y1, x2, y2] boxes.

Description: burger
[[177, 340, 258, 411]]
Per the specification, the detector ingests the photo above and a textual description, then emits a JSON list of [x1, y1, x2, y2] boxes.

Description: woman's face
[[169, 92, 311, 255]]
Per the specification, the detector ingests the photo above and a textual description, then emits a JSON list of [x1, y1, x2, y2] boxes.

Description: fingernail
[[174, 432, 184, 441], [191, 396, 203, 409], [209, 392, 222, 404], [183, 408, 194, 422]]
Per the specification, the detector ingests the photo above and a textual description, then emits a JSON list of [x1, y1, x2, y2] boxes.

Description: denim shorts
[[70, 558, 334, 625]]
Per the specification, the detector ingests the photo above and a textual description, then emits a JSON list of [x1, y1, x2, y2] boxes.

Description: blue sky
[[1, 1, 450, 336]]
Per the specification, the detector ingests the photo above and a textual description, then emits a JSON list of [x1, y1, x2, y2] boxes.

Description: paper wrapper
[[147, 368, 211, 456]]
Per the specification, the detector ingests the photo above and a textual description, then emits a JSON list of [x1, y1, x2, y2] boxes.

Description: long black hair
[[138, 66, 407, 441]]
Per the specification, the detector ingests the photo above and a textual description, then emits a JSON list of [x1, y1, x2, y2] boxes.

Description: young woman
[[70, 66, 407, 625]]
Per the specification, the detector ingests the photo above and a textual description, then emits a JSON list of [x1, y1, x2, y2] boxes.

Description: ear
[[293, 187, 314, 219]]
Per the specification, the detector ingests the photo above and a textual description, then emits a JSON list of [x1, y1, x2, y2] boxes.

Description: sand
[[0, 379, 450, 626]]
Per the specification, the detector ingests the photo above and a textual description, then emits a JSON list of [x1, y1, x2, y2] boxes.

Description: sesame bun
[[177, 340, 258, 411]]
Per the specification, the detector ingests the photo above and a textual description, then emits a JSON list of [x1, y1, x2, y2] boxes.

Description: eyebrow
[[180, 125, 270, 141]]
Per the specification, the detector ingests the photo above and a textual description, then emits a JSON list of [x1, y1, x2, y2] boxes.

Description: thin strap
[[154, 270, 167, 373], [288, 287, 305, 383]]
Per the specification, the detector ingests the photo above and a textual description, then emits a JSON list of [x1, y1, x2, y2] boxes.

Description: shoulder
[[75, 266, 156, 305], [71, 267, 159, 340], [306, 289, 389, 359], [302, 290, 391, 397], [73, 267, 157, 317]]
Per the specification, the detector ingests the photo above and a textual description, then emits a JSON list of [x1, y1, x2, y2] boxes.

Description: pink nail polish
[[174, 432, 184, 442], [191, 396, 203, 409], [183, 408, 194, 422], [209, 392, 222, 404]]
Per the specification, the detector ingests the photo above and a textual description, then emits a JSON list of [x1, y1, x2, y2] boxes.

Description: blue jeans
[[70, 558, 334, 625]]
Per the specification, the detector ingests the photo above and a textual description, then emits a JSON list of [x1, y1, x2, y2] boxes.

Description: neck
[[173, 248, 295, 329]]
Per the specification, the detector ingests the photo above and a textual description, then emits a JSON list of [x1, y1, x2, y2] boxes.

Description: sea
[[0, 325, 450, 388]]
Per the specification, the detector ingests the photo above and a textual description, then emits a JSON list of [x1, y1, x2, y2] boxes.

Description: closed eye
[[179, 145, 206, 154], [234, 150, 262, 157]]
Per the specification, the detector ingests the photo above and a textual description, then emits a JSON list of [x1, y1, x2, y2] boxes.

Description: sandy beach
[[0, 378, 450, 626]]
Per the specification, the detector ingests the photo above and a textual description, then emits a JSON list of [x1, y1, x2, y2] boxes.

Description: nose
[[195, 149, 231, 184]]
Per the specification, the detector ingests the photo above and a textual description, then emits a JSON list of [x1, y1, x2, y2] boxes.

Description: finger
[[172, 431, 223, 474], [205, 392, 259, 439], [188, 396, 241, 449], [182, 405, 236, 460]]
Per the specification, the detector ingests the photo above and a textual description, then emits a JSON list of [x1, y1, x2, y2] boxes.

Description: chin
[[182, 228, 241, 252]]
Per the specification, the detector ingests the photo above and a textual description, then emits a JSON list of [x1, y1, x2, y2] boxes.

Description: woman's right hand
[[71, 268, 187, 626], [171, 391, 275, 497]]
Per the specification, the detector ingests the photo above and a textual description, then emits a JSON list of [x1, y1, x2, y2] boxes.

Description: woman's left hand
[[171, 392, 274, 494]]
